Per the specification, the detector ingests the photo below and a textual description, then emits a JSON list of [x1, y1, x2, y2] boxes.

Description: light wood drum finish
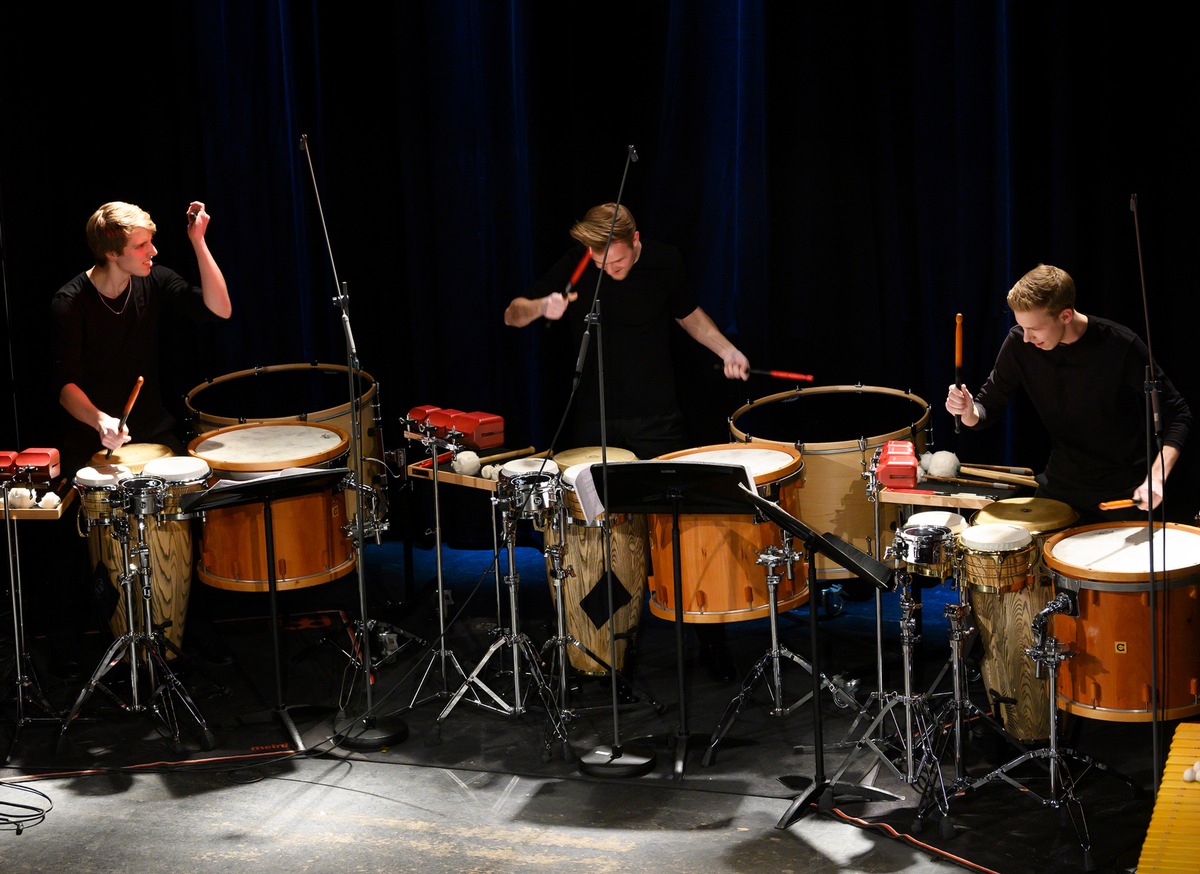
[[647, 445, 809, 624], [189, 423, 355, 592], [730, 385, 930, 580], [185, 362, 382, 471], [960, 522, 1050, 742], [1045, 522, 1200, 722]]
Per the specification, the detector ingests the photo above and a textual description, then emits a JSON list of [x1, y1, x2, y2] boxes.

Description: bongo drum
[[90, 443, 173, 474], [185, 362, 382, 470], [647, 445, 809, 623], [189, 422, 355, 592], [729, 385, 930, 580], [543, 448, 647, 675], [1045, 522, 1200, 722], [959, 522, 1050, 742]]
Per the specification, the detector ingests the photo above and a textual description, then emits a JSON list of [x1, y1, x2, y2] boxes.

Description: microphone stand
[[301, 133, 406, 749], [1129, 193, 1165, 796], [573, 145, 655, 778]]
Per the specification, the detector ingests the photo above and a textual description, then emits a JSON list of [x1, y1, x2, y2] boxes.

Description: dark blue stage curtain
[[2, 3, 1197, 506]]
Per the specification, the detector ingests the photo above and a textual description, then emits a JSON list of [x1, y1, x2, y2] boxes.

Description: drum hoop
[[959, 543, 1034, 559], [187, 421, 351, 472], [655, 443, 803, 485], [729, 384, 930, 452], [1050, 568, 1200, 593], [1043, 521, 1200, 582], [184, 362, 377, 427]]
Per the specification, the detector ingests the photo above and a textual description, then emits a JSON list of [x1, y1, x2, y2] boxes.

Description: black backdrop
[[3, 2, 1198, 513]]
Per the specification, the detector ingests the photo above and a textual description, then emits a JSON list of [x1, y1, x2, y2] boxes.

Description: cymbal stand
[[704, 533, 858, 766], [822, 566, 941, 795], [3, 475, 61, 763], [407, 426, 471, 711], [59, 493, 213, 751], [541, 503, 663, 723], [428, 500, 568, 756]]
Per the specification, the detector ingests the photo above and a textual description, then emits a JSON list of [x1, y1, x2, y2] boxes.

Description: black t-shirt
[[528, 239, 698, 423], [50, 265, 218, 470]]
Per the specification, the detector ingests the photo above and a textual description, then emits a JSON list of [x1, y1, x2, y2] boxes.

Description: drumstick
[[960, 462, 1036, 476], [1099, 498, 1135, 511], [954, 312, 963, 434], [711, 365, 814, 382], [922, 473, 1017, 490], [957, 465, 1040, 489], [105, 375, 143, 460]]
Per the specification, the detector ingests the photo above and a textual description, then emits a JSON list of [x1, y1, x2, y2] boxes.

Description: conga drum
[[647, 445, 808, 623], [958, 522, 1050, 742], [1045, 522, 1200, 722], [189, 422, 355, 592], [543, 448, 646, 675], [729, 385, 930, 580], [972, 497, 1078, 585]]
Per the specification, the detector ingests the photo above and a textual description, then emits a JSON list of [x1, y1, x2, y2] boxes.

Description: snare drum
[[960, 523, 1050, 742], [899, 511, 967, 580], [90, 443, 174, 474], [647, 445, 809, 623], [189, 422, 355, 592], [497, 458, 559, 518], [729, 385, 930, 580], [1045, 522, 1200, 722]]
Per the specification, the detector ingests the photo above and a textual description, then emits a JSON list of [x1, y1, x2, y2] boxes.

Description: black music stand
[[181, 467, 406, 751], [592, 460, 757, 778], [733, 486, 901, 827]]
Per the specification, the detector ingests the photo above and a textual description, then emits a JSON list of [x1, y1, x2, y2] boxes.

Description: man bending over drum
[[945, 264, 1190, 524], [51, 201, 231, 471], [505, 202, 750, 460]]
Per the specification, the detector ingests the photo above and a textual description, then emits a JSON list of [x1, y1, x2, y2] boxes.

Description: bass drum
[[185, 363, 381, 471], [730, 385, 930, 580]]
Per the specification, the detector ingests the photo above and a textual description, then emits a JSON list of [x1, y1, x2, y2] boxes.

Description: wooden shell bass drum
[[185, 362, 381, 469], [730, 385, 930, 580]]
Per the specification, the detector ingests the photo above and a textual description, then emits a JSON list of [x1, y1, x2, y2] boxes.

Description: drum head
[[1045, 522, 1200, 581], [905, 510, 967, 534], [91, 443, 173, 473], [501, 457, 559, 478], [973, 497, 1078, 535], [654, 444, 802, 485], [189, 422, 349, 473], [74, 464, 132, 488], [553, 446, 639, 466], [960, 523, 1032, 552], [143, 456, 211, 482]]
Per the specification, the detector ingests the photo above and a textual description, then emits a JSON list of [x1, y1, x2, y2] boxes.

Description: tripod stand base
[[333, 710, 409, 750], [578, 741, 656, 778], [776, 776, 903, 829]]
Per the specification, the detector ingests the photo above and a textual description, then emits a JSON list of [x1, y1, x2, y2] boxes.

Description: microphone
[[628, 145, 639, 163], [572, 329, 591, 390]]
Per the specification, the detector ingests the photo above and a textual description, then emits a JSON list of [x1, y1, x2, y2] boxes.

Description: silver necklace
[[95, 278, 132, 316]]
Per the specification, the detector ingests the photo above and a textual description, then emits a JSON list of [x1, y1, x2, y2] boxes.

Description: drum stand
[[3, 477, 62, 764], [58, 508, 214, 752], [427, 503, 568, 758], [703, 534, 858, 767], [541, 504, 661, 724]]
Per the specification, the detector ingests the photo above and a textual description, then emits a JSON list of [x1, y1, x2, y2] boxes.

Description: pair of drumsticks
[[955, 313, 1133, 512], [103, 376, 143, 460]]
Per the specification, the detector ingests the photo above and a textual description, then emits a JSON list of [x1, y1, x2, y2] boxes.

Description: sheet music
[[574, 460, 757, 521]]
